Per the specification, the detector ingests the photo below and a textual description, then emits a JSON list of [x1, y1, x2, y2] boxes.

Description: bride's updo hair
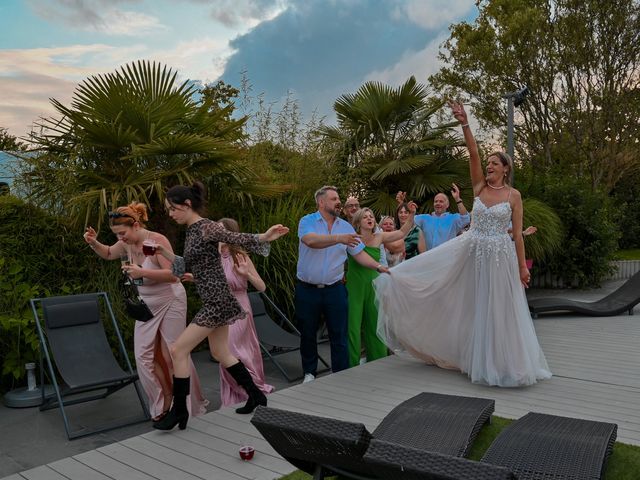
[[487, 151, 514, 185], [166, 181, 207, 215], [109, 202, 148, 227]]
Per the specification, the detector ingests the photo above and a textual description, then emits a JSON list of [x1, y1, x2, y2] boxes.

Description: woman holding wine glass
[[83, 202, 208, 421]]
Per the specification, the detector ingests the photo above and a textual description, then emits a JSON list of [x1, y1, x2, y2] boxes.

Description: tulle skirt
[[374, 232, 551, 387]]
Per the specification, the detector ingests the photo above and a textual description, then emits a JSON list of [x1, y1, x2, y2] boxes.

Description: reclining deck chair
[[251, 392, 495, 479], [249, 291, 330, 382], [31, 292, 150, 439], [365, 412, 617, 480], [528, 269, 640, 318]]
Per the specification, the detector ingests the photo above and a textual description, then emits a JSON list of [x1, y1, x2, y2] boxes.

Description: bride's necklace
[[487, 182, 506, 190]]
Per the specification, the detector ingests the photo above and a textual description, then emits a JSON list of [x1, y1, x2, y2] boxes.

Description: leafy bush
[[232, 194, 315, 321], [530, 176, 620, 287], [0, 196, 135, 393], [611, 171, 640, 250]]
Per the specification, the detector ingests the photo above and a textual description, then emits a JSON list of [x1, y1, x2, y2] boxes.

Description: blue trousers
[[295, 282, 349, 376]]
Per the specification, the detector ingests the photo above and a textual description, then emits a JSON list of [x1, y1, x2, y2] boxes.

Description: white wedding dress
[[374, 197, 552, 387]]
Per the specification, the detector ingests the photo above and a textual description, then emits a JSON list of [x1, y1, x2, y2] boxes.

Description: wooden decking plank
[[172, 422, 293, 473], [185, 416, 285, 460], [72, 451, 157, 480], [20, 465, 69, 480], [364, 357, 640, 423], [48, 458, 112, 480], [97, 443, 202, 480], [19, 466, 69, 480], [276, 384, 392, 417], [121, 436, 247, 480], [359, 358, 640, 419], [141, 429, 280, 479]]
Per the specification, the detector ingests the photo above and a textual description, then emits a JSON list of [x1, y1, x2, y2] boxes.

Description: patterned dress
[[171, 219, 270, 328], [404, 224, 422, 259]]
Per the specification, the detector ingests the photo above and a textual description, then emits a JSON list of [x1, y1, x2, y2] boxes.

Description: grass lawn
[[278, 416, 640, 479], [614, 249, 640, 260]]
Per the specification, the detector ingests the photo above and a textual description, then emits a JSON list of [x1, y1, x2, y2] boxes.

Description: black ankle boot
[[153, 376, 190, 431], [226, 361, 267, 414]]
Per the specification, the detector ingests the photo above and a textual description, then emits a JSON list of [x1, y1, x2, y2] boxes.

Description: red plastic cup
[[239, 446, 255, 461]]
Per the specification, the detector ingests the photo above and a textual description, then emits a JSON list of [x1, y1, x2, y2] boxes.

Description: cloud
[[147, 37, 231, 83], [364, 34, 446, 87], [0, 43, 145, 137], [0, 37, 228, 137], [220, 1, 445, 120], [186, 0, 287, 27], [0, 73, 76, 138], [25, 0, 166, 36], [401, 0, 475, 30]]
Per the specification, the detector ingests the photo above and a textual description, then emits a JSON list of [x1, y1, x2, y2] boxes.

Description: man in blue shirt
[[397, 184, 470, 250], [297, 186, 389, 383]]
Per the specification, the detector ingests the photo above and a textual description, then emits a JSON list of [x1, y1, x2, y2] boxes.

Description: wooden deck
[[4, 313, 640, 480]]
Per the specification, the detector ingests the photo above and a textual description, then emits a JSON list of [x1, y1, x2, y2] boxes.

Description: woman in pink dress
[[213, 218, 274, 407], [83, 202, 208, 420]]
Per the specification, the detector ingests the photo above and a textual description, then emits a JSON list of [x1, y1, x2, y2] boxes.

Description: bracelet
[[456, 200, 463, 204], [375, 264, 382, 272], [461, 123, 469, 128]]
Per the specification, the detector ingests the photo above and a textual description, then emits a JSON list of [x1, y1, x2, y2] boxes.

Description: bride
[[373, 101, 551, 387]]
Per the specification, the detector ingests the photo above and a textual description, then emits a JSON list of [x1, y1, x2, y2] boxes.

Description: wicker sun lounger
[[251, 392, 495, 480], [365, 412, 617, 480], [528, 270, 640, 318]]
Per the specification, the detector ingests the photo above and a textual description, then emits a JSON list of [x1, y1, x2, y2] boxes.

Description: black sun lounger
[[365, 412, 617, 480], [528, 270, 640, 318], [251, 392, 494, 480]]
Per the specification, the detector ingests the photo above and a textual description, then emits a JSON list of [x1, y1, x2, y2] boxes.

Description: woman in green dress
[[347, 205, 416, 367], [396, 202, 426, 259]]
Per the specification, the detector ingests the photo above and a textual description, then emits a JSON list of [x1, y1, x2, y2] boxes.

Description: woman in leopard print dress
[[154, 182, 289, 431]]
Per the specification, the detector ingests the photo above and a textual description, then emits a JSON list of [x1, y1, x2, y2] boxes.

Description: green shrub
[[233, 194, 315, 321], [0, 195, 135, 393], [531, 176, 620, 287], [611, 171, 640, 250]]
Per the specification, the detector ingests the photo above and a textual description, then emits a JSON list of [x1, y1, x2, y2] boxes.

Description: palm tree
[[22, 60, 281, 229], [522, 198, 563, 261], [318, 76, 468, 215]]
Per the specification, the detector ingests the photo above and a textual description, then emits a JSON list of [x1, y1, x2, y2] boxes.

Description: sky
[[0, 0, 477, 139]]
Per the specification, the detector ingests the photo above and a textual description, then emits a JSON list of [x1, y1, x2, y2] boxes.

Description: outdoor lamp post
[[502, 86, 529, 158]]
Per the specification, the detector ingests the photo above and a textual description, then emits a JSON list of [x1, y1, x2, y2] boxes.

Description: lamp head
[[513, 86, 529, 107]]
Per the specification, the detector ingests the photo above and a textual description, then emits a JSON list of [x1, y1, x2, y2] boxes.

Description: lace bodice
[[469, 197, 512, 237]]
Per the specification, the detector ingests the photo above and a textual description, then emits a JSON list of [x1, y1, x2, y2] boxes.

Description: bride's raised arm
[[449, 101, 484, 196]]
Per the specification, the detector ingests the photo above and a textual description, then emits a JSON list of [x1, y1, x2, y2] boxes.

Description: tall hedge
[[0, 196, 133, 393]]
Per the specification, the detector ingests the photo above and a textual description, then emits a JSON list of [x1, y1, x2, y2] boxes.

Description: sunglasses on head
[[108, 212, 135, 220]]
